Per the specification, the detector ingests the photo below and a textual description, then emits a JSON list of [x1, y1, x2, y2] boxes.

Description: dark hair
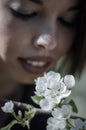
[[58, 0, 86, 76]]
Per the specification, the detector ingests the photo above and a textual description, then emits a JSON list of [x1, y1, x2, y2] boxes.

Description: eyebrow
[[29, 0, 43, 5]]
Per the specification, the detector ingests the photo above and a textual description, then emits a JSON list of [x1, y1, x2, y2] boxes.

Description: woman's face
[[0, 0, 78, 83]]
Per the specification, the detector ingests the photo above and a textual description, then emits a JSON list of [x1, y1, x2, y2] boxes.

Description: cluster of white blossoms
[[35, 71, 75, 111], [1, 71, 86, 130], [47, 105, 72, 130], [71, 119, 86, 130]]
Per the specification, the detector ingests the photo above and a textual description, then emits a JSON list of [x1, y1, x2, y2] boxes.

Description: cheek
[[0, 27, 19, 61], [54, 30, 74, 59], [60, 33, 74, 52], [0, 28, 11, 60], [0, 10, 15, 60], [0, 20, 29, 60]]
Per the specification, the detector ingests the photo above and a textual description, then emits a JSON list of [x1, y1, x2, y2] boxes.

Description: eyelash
[[10, 8, 38, 20], [58, 17, 76, 28], [10, 8, 76, 28]]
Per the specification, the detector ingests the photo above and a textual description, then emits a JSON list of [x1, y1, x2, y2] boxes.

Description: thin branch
[[0, 98, 51, 115], [0, 98, 86, 120]]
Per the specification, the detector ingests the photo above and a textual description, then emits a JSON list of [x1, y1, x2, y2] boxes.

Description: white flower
[[44, 81, 71, 106], [46, 105, 72, 130], [38, 81, 71, 110], [64, 75, 75, 89], [35, 76, 48, 96], [1, 101, 14, 113], [47, 117, 66, 130], [35, 71, 61, 96], [45, 71, 61, 83], [52, 105, 72, 120], [45, 71, 61, 90], [71, 118, 85, 130], [50, 81, 71, 99], [39, 98, 54, 111], [34, 71, 73, 110]]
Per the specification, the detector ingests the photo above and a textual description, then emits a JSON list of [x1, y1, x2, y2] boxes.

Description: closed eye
[[9, 8, 38, 20], [58, 17, 77, 28]]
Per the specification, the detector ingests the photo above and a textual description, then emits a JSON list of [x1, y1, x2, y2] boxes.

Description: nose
[[33, 22, 57, 51]]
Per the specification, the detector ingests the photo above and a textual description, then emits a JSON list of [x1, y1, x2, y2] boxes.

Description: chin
[[12, 75, 35, 85], [12, 71, 45, 85], [19, 78, 35, 85]]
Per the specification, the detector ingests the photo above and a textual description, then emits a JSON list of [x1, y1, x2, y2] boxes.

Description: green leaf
[[24, 108, 36, 120], [31, 95, 43, 105], [68, 99, 78, 113], [0, 120, 18, 130]]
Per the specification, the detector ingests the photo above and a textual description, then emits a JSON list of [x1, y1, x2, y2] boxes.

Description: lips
[[18, 56, 53, 74]]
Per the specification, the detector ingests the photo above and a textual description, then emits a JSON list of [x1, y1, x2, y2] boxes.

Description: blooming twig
[[1, 71, 86, 130]]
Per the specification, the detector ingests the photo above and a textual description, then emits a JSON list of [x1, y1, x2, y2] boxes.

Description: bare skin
[[0, 0, 78, 96]]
